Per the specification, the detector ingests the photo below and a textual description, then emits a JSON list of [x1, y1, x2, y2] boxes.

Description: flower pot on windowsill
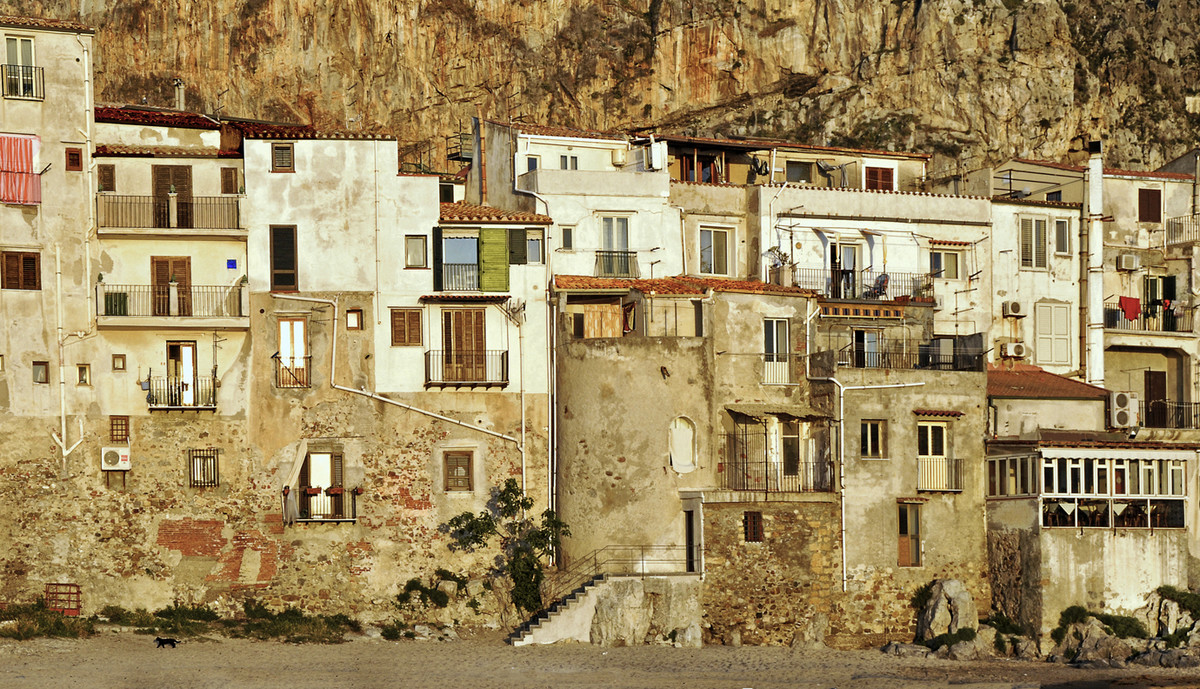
[[352, 487, 364, 496], [326, 487, 345, 496], [303, 487, 322, 496]]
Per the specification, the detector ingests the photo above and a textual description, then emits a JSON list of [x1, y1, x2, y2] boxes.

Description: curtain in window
[[0, 134, 39, 205]]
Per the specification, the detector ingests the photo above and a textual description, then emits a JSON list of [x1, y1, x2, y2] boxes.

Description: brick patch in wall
[[156, 519, 227, 557], [206, 529, 279, 589]]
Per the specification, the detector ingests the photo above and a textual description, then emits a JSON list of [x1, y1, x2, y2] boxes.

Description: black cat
[[154, 637, 179, 649]]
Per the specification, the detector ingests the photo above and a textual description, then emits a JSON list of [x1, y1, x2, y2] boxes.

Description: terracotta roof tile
[[930, 239, 973, 247], [487, 120, 624, 142], [913, 409, 966, 417], [552, 275, 704, 295], [95, 144, 237, 158], [773, 183, 988, 201], [987, 363, 1109, 400], [675, 276, 817, 296], [0, 15, 93, 33], [1010, 157, 1086, 172], [94, 106, 220, 130], [1104, 167, 1193, 181], [440, 202, 551, 225], [232, 120, 394, 141], [991, 196, 1082, 209]]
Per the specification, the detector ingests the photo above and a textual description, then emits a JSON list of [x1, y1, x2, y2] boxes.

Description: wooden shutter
[[97, 164, 115, 192], [431, 227, 443, 291], [390, 309, 421, 346], [174, 166, 193, 229], [1019, 218, 1033, 267], [271, 226, 298, 290], [1139, 188, 1162, 223], [221, 167, 238, 194], [299, 455, 310, 488], [1034, 303, 1053, 363], [65, 148, 82, 171], [152, 165, 172, 228], [478, 227, 509, 292], [20, 253, 38, 290], [1034, 220, 1047, 268], [508, 228, 527, 264], [273, 144, 293, 171], [2, 252, 20, 289]]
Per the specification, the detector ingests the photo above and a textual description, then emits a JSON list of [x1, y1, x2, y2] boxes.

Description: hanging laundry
[[1118, 296, 1140, 321]]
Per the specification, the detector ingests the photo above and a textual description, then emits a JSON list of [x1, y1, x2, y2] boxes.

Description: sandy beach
[[2, 630, 1200, 689]]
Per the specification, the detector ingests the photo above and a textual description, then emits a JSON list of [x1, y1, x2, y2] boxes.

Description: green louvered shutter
[[479, 228, 509, 292], [508, 228, 527, 264]]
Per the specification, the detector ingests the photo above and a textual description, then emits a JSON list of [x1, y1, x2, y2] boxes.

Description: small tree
[[442, 478, 569, 615]]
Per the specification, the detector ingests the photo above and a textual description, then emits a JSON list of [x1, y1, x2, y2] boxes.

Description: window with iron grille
[[65, 147, 82, 172], [109, 415, 129, 443], [97, 164, 115, 192], [743, 510, 764, 542], [444, 451, 472, 491], [272, 143, 294, 172], [189, 448, 220, 487]]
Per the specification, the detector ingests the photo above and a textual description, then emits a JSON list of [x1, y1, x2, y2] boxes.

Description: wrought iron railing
[[761, 353, 793, 384], [918, 457, 964, 492], [1103, 301, 1192, 333], [1144, 400, 1200, 429], [297, 489, 357, 522], [275, 355, 311, 388], [97, 284, 244, 318], [2, 64, 43, 100], [1167, 214, 1200, 246], [442, 263, 479, 290], [425, 350, 508, 387], [792, 268, 933, 301], [540, 544, 696, 614], [836, 340, 983, 371], [146, 376, 217, 409], [595, 250, 639, 278], [721, 432, 835, 493], [98, 195, 240, 230]]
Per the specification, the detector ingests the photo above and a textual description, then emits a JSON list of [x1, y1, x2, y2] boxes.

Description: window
[[679, 154, 718, 183], [918, 422, 946, 458], [743, 511, 764, 542], [1019, 218, 1048, 268], [898, 503, 921, 566], [786, 160, 812, 183], [111, 354, 126, 371], [270, 225, 297, 290], [277, 318, 308, 388], [561, 226, 574, 251], [298, 451, 347, 520], [526, 229, 544, 264], [65, 147, 82, 172], [669, 416, 696, 473], [861, 420, 887, 459], [221, 167, 239, 194], [439, 182, 455, 203], [109, 416, 129, 443], [0, 133, 39, 205], [76, 364, 90, 386], [32, 360, 48, 384], [1055, 219, 1070, 255], [930, 250, 960, 279], [1046, 190, 1062, 202], [560, 155, 578, 170], [189, 448, 219, 488], [1034, 302, 1071, 366], [444, 451, 473, 491], [1139, 188, 1162, 223], [763, 318, 790, 384], [599, 216, 633, 277], [987, 455, 1039, 497], [390, 308, 422, 346], [700, 227, 729, 275], [405, 235, 427, 268], [2, 251, 40, 290], [917, 421, 961, 491], [345, 309, 363, 330], [97, 164, 115, 192], [4, 36, 39, 99], [271, 143, 294, 172], [526, 156, 539, 172], [865, 166, 895, 191], [0, 354, 4, 371]]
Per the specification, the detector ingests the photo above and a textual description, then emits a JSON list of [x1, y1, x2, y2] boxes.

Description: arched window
[[669, 416, 696, 473]]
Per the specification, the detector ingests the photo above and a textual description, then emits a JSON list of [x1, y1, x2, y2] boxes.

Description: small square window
[[527, 230, 544, 264], [109, 415, 129, 443], [346, 308, 363, 330], [444, 451, 473, 491], [526, 156, 539, 172], [111, 354, 126, 371], [65, 147, 82, 172], [1046, 190, 1062, 202], [76, 364, 90, 386], [189, 448, 220, 488], [272, 143, 294, 173], [32, 361, 48, 384], [785, 160, 812, 183], [560, 226, 574, 251], [390, 309, 422, 346], [931, 250, 960, 279], [743, 511, 764, 542], [405, 235, 428, 268]]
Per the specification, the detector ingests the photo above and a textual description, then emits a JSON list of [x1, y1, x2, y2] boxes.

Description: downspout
[[1085, 143, 1105, 387], [75, 35, 94, 326], [808, 376, 925, 592], [51, 245, 83, 478], [373, 141, 381, 317], [271, 294, 519, 445]]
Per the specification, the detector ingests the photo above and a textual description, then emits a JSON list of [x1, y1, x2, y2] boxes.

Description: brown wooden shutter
[[271, 226, 298, 290], [221, 167, 238, 194], [65, 148, 82, 171], [20, 253, 38, 290], [175, 166, 193, 228], [508, 228, 527, 264], [97, 164, 115, 192], [331, 452, 345, 518], [152, 165, 171, 227], [390, 310, 403, 344], [273, 144, 294, 171], [1139, 188, 1162, 223], [407, 310, 421, 346], [173, 257, 192, 316], [3, 252, 20, 289]]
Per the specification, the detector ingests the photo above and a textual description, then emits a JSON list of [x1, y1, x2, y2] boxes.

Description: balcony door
[[853, 329, 881, 368], [166, 341, 196, 406], [151, 256, 191, 316], [764, 318, 790, 384], [443, 309, 485, 382], [152, 165, 193, 229], [600, 216, 631, 276], [1145, 370, 1167, 428], [830, 242, 859, 298]]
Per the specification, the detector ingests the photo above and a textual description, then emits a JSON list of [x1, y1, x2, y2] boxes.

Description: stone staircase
[[507, 574, 609, 646]]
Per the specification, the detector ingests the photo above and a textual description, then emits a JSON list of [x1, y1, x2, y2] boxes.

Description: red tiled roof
[[95, 144, 238, 158], [913, 409, 965, 417], [440, 202, 551, 225], [773, 183, 988, 201], [991, 196, 1082, 209], [675, 276, 817, 296], [0, 15, 93, 33], [655, 133, 932, 161], [552, 275, 704, 295], [1010, 157, 1086, 172], [94, 106, 220, 130], [930, 239, 973, 247], [487, 120, 624, 142], [987, 363, 1109, 400], [226, 120, 315, 138]]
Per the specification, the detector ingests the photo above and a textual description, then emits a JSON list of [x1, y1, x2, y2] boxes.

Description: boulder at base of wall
[[1131, 648, 1200, 668], [1057, 618, 1133, 667], [791, 612, 828, 649], [880, 642, 931, 658], [589, 578, 650, 647], [916, 579, 978, 641]]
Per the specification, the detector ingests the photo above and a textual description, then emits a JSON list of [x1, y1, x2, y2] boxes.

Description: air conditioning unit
[[1117, 254, 1140, 271], [1110, 391, 1140, 428], [611, 147, 628, 167], [101, 446, 131, 471], [1000, 342, 1027, 358], [1002, 301, 1026, 318], [647, 144, 664, 171]]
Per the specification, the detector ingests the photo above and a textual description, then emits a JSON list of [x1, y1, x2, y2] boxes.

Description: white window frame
[[1054, 218, 1071, 255], [860, 419, 887, 459], [1019, 216, 1048, 269], [699, 226, 731, 276], [600, 215, 630, 250], [1034, 302, 1071, 366], [560, 225, 574, 252], [526, 156, 539, 173], [404, 235, 427, 268], [560, 155, 578, 170], [526, 229, 544, 264], [930, 249, 961, 280]]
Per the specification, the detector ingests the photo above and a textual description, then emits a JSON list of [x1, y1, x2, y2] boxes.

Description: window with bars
[[109, 415, 129, 443], [189, 448, 219, 487], [1019, 217, 1048, 269], [2, 251, 40, 290], [390, 309, 422, 346], [444, 451, 473, 491], [743, 511, 764, 542], [272, 143, 294, 172]]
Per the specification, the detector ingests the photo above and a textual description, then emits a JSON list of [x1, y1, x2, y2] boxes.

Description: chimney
[[1085, 140, 1105, 387], [172, 78, 185, 111]]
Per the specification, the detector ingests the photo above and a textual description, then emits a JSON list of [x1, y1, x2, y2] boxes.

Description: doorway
[[166, 341, 196, 405], [1144, 370, 1167, 428]]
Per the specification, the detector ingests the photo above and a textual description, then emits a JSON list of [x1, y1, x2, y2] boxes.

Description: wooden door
[[151, 256, 192, 316], [1145, 370, 1167, 428], [151, 165, 193, 228], [443, 309, 485, 382], [166, 341, 196, 405]]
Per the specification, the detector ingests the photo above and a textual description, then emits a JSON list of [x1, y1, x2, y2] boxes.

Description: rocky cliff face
[[7, 0, 1199, 174]]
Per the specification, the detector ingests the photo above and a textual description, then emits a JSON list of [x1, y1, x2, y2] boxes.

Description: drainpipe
[[271, 294, 520, 446], [808, 376, 925, 592], [1085, 142, 1105, 387], [51, 245, 84, 478], [75, 35, 95, 326]]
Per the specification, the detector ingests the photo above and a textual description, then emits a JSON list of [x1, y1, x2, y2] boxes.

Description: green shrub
[[1058, 605, 1090, 627], [1051, 626, 1067, 645], [380, 621, 407, 641], [1049, 605, 1147, 645], [993, 633, 1007, 654], [1093, 612, 1147, 639], [910, 581, 936, 611], [1157, 585, 1200, 619], [983, 612, 1023, 636], [0, 601, 94, 640], [921, 626, 977, 650]]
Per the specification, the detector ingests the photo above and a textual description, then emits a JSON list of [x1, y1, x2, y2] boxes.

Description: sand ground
[[2, 630, 1200, 689]]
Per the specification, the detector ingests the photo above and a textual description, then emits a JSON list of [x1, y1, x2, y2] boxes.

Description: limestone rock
[[881, 641, 931, 658], [676, 623, 702, 649], [589, 578, 650, 647], [944, 640, 981, 661], [1011, 637, 1040, 660], [1159, 599, 1181, 636], [1068, 618, 1133, 666], [1131, 648, 1200, 668], [791, 613, 827, 649], [915, 579, 978, 642]]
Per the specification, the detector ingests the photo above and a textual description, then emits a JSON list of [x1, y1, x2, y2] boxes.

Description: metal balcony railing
[[1103, 301, 1192, 333], [1167, 214, 1200, 246], [721, 432, 834, 493], [792, 268, 933, 302], [761, 353, 793, 384], [296, 489, 357, 522], [836, 340, 984, 371], [98, 195, 240, 230], [595, 250, 639, 278], [917, 457, 964, 492], [275, 355, 311, 388], [146, 376, 217, 409], [2, 64, 43, 100], [97, 284, 245, 318], [441, 263, 479, 290], [425, 350, 509, 387], [1144, 400, 1200, 429]]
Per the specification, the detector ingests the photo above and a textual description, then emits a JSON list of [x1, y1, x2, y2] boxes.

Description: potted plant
[[326, 486, 345, 496], [302, 486, 322, 496]]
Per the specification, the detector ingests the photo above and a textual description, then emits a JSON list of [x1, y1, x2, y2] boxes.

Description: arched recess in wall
[[669, 416, 696, 473]]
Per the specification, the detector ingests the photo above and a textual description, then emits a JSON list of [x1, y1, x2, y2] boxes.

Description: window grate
[[109, 415, 129, 443], [743, 511, 764, 542], [189, 448, 220, 487]]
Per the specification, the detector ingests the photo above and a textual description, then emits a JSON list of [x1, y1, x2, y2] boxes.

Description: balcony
[[918, 457, 964, 492], [295, 489, 358, 523], [97, 283, 248, 330], [442, 263, 480, 291], [1103, 301, 1192, 333], [98, 195, 243, 237], [2, 64, 43, 100], [1167, 214, 1200, 246], [761, 353, 794, 385], [595, 250, 639, 278], [424, 350, 509, 388], [793, 268, 933, 302], [275, 355, 311, 389], [147, 375, 217, 410], [721, 432, 834, 493], [1144, 400, 1200, 429], [836, 339, 984, 371]]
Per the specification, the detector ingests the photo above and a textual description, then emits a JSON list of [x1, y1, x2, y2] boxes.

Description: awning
[[1040, 447, 1196, 462], [725, 403, 828, 421]]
